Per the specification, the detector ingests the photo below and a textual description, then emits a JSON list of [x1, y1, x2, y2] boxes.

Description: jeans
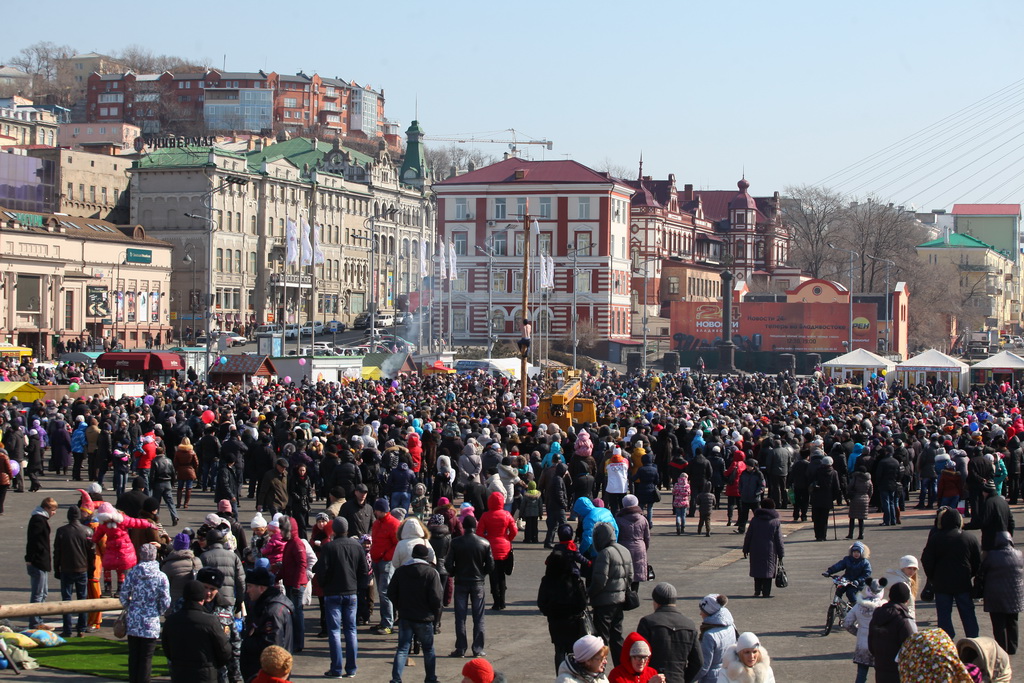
[[201, 459, 219, 490], [374, 560, 395, 629], [287, 586, 305, 652], [544, 509, 566, 545], [880, 489, 899, 525], [127, 635, 157, 683], [453, 582, 486, 655], [390, 491, 411, 513], [59, 571, 88, 635], [935, 591, 979, 640], [113, 470, 128, 498], [151, 481, 178, 522], [26, 565, 48, 628], [325, 593, 358, 675], [390, 619, 438, 683], [938, 495, 960, 511], [918, 477, 936, 506], [855, 663, 869, 683], [136, 468, 150, 496]]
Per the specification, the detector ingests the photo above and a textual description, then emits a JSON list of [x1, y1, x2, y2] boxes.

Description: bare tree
[[9, 41, 74, 82], [596, 157, 636, 180], [115, 45, 206, 74], [782, 185, 847, 279], [836, 199, 927, 293], [425, 144, 496, 180]]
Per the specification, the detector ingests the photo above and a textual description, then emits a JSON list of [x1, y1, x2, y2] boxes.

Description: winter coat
[[724, 453, 746, 498], [843, 588, 885, 666], [955, 636, 1013, 683], [369, 511, 400, 563], [392, 517, 435, 569], [388, 556, 442, 624], [71, 422, 88, 453], [809, 464, 841, 509], [922, 508, 982, 594], [966, 492, 1016, 551], [94, 509, 154, 573], [200, 542, 246, 608], [867, 601, 917, 683], [873, 452, 901, 493], [161, 549, 202, 605], [556, 655, 610, 683], [53, 506, 94, 575], [573, 496, 618, 558], [847, 471, 873, 520], [25, 506, 53, 571], [738, 465, 766, 504], [477, 491, 517, 560], [979, 532, 1024, 614], [458, 451, 483, 486], [161, 602, 232, 683], [743, 507, 784, 579], [278, 518, 308, 588], [240, 586, 293, 681], [716, 644, 775, 683], [826, 546, 872, 591], [637, 604, 704, 683], [883, 568, 918, 620], [538, 547, 590, 653], [120, 559, 171, 639], [632, 459, 660, 506], [614, 505, 650, 583], [698, 606, 737, 683], [608, 631, 662, 683], [937, 466, 964, 499], [588, 522, 632, 608]]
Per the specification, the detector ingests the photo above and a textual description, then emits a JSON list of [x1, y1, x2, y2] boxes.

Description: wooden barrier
[[0, 597, 122, 618]]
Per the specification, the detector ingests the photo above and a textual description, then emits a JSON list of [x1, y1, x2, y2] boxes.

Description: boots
[[183, 489, 192, 509], [675, 521, 682, 535], [176, 489, 183, 509], [846, 520, 855, 540]]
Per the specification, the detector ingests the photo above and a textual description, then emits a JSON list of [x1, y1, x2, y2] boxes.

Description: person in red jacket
[[724, 451, 747, 528], [608, 632, 665, 683], [369, 498, 400, 634], [277, 518, 308, 653], [135, 432, 158, 494], [477, 491, 517, 610]]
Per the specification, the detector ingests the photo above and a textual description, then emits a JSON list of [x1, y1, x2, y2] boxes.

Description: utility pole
[[867, 254, 894, 353], [829, 243, 859, 350]]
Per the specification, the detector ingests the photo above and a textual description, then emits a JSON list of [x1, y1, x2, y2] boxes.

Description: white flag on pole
[[546, 253, 555, 289], [311, 221, 325, 265], [448, 241, 457, 280], [420, 240, 428, 277], [300, 217, 313, 266], [437, 240, 447, 280], [530, 218, 540, 236], [285, 217, 298, 265]]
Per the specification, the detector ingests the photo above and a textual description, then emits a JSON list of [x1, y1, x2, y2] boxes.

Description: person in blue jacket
[[824, 541, 872, 603], [572, 496, 618, 559], [847, 443, 865, 478]]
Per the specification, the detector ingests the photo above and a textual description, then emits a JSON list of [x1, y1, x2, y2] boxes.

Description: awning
[[0, 381, 45, 401], [149, 352, 183, 371], [97, 351, 183, 371]]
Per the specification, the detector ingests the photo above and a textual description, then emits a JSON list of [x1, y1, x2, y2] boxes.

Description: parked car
[[300, 321, 325, 336], [254, 324, 281, 335], [325, 320, 347, 333], [284, 323, 300, 339], [364, 327, 388, 337], [394, 312, 410, 326], [353, 312, 372, 329], [222, 333, 247, 347], [375, 313, 395, 327]]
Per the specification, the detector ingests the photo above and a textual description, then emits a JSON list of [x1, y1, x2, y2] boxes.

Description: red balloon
[[201, 409, 216, 424]]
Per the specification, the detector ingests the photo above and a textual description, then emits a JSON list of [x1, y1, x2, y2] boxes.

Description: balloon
[[284, 376, 292, 384], [68, 382, 80, 393], [299, 358, 307, 366], [9, 460, 19, 478], [220, 356, 228, 365], [969, 422, 979, 432], [613, 399, 622, 408], [201, 409, 215, 424], [871, 373, 877, 379], [143, 394, 155, 405], [880, 369, 887, 376], [723, 401, 729, 407]]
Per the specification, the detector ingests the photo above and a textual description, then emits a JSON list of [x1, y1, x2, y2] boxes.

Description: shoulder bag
[[112, 610, 128, 639], [775, 560, 789, 589]]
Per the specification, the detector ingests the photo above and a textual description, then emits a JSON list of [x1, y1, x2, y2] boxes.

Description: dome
[[728, 177, 757, 210]]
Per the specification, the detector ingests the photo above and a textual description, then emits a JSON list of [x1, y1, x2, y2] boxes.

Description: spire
[[399, 120, 429, 189], [638, 152, 643, 181]]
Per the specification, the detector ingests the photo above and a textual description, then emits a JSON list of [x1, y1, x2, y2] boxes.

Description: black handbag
[[623, 588, 641, 611], [646, 564, 656, 581], [921, 581, 935, 602], [504, 549, 515, 576], [775, 561, 788, 589]]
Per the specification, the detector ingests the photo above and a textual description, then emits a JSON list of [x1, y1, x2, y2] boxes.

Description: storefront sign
[[126, 248, 152, 264], [134, 135, 217, 151], [86, 286, 110, 317]]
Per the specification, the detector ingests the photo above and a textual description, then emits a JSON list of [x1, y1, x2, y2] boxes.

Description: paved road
[[1, 477, 1018, 682]]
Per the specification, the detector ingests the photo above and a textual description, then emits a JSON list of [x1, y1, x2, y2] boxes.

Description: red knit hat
[[462, 658, 495, 683]]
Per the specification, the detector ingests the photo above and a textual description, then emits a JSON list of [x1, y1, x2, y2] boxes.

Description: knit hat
[[437, 497, 450, 506], [652, 582, 677, 604], [138, 543, 158, 562], [629, 639, 652, 657], [700, 594, 724, 615], [888, 582, 911, 604], [183, 580, 207, 602], [622, 494, 639, 508], [374, 498, 390, 513], [315, 512, 330, 523], [391, 508, 407, 521], [412, 544, 430, 559], [573, 634, 605, 662], [332, 516, 349, 537], [461, 658, 495, 683], [196, 566, 225, 588], [218, 499, 232, 513], [173, 532, 191, 551], [429, 513, 445, 526], [557, 524, 574, 542], [86, 482, 103, 495], [736, 632, 760, 651], [899, 555, 919, 570], [251, 513, 267, 530], [259, 645, 292, 678]]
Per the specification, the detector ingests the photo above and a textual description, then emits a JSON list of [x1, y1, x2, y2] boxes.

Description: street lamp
[[476, 243, 498, 358], [184, 211, 217, 381], [634, 256, 662, 375], [567, 243, 594, 370], [113, 251, 126, 349], [361, 207, 399, 333], [182, 244, 198, 344], [828, 242, 859, 350], [867, 254, 895, 354]]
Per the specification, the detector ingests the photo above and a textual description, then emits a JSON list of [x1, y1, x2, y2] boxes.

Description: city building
[[0, 151, 56, 212], [0, 206, 173, 356], [58, 52, 127, 99], [0, 66, 33, 94], [0, 98, 59, 146], [127, 124, 432, 335], [916, 232, 1019, 333], [951, 203, 1022, 262], [24, 148, 131, 222], [432, 157, 636, 355], [58, 121, 141, 151]]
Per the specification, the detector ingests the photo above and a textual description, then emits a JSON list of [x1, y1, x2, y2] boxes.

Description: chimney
[[683, 183, 694, 201], [254, 138, 263, 152]]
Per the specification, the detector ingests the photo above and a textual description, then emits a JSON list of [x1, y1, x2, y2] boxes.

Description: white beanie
[[573, 635, 605, 662], [736, 632, 760, 651], [251, 513, 268, 530], [699, 594, 723, 615]]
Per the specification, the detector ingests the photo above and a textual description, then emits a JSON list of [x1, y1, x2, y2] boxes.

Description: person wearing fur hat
[[716, 632, 774, 683], [842, 578, 887, 683], [556, 634, 610, 683]]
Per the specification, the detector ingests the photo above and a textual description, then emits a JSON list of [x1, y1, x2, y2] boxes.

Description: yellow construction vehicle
[[537, 371, 596, 430]]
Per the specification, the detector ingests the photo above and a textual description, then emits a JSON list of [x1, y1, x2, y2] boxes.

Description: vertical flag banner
[[420, 240, 428, 277], [300, 218, 313, 266], [448, 240, 457, 280], [546, 253, 555, 289], [285, 217, 298, 265], [313, 222, 325, 265], [437, 240, 447, 280]]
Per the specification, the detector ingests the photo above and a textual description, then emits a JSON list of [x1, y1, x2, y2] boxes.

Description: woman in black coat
[[809, 456, 841, 541], [537, 547, 590, 673], [742, 498, 784, 598], [979, 530, 1024, 654]]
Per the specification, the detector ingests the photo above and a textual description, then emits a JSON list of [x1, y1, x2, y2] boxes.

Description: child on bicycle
[[823, 541, 872, 603]]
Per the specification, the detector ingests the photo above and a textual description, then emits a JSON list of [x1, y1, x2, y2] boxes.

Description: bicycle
[[822, 573, 856, 636]]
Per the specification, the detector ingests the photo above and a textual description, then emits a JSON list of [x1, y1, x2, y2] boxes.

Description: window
[[226, 212, 233, 231], [491, 269, 506, 291], [492, 232, 507, 256], [539, 197, 551, 218], [66, 182, 73, 200], [101, 187, 107, 204], [16, 275, 40, 312], [78, 184, 84, 200], [539, 233, 552, 255], [513, 271, 524, 293], [494, 198, 506, 220], [284, 97, 297, 108], [65, 291, 74, 329], [216, 248, 224, 271], [251, 216, 257, 234], [249, 252, 257, 273], [516, 197, 527, 219], [453, 270, 468, 292], [453, 310, 467, 333], [578, 197, 591, 220], [515, 232, 525, 256], [668, 276, 680, 295], [89, 186, 96, 203], [113, 189, 120, 202], [453, 232, 468, 256], [235, 250, 242, 273], [575, 270, 591, 293], [576, 232, 592, 254]]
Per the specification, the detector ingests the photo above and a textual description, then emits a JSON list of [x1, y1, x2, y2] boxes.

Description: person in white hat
[[717, 632, 774, 682], [556, 634, 610, 682], [884, 555, 919, 619]]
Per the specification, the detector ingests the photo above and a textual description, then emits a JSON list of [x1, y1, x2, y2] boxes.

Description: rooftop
[[917, 233, 1000, 250], [0, 207, 171, 247], [951, 203, 1021, 217], [435, 157, 623, 186]]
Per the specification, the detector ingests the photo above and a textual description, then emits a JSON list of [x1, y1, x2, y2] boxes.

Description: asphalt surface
[[1, 476, 1019, 682]]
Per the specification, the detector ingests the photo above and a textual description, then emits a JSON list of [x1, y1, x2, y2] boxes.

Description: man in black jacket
[[215, 454, 240, 518], [53, 505, 94, 637], [162, 580, 232, 683], [685, 449, 712, 517], [965, 479, 1015, 551], [240, 567, 293, 682], [922, 507, 982, 639], [116, 477, 150, 518], [149, 448, 178, 525], [873, 447, 902, 526], [338, 484, 373, 537], [25, 496, 57, 628], [314, 517, 364, 678], [543, 462, 570, 548], [444, 515, 494, 658], [329, 452, 363, 499], [636, 582, 703, 683], [389, 544, 442, 683]]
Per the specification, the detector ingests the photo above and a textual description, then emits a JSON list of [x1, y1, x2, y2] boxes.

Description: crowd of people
[[3, 366, 1023, 682]]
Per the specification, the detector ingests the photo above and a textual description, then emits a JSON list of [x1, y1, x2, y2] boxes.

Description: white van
[[254, 324, 281, 335], [375, 313, 395, 328]]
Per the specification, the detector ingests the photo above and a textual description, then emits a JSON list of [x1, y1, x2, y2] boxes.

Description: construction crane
[[423, 128, 553, 156]]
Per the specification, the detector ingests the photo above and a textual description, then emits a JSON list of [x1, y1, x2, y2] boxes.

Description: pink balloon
[[299, 358, 307, 366], [201, 409, 215, 424], [284, 376, 292, 384]]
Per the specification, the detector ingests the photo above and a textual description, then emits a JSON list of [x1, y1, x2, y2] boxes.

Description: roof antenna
[[638, 151, 643, 181]]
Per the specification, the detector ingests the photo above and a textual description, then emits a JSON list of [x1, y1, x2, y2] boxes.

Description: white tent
[[969, 350, 1024, 384], [822, 348, 897, 386], [895, 349, 969, 390]]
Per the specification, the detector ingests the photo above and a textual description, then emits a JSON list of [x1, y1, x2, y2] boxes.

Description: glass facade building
[[0, 154, 55, 213], [204, 88, 273, 132]]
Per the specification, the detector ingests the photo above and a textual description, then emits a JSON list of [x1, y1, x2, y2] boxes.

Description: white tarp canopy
[[971, 350, 1024, 370], [822, 348, 898, 386], [895, 349, 969, 390]]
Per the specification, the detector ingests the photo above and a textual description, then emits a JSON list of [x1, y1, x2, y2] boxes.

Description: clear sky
[[8, 0, 1024, 209]]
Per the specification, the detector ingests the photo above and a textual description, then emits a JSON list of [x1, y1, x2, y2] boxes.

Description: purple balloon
[[143, 394, 155, 405], [9, 460, 19, 478]]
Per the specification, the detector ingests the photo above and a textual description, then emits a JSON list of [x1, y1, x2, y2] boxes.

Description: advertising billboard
[[669, 301, 878, 353]]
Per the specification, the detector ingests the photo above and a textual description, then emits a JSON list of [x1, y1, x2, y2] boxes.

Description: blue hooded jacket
[[847, 443, 865, 476], [71, 421, 88, 453], [542, 441, 563, 469], [572, 496, 618, 558], [826, 541, 872, 588]]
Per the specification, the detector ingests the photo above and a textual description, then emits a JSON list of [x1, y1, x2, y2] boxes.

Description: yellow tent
[[0, 345, 32, 358], [360, 366, 382, 380], [0, 382, 46, 402]]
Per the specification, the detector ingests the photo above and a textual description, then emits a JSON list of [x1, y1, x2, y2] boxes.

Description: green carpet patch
[[29, 636, 169, 681]]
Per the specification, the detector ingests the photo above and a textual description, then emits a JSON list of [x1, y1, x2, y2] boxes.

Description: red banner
[[669, 301, 878, 353]]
